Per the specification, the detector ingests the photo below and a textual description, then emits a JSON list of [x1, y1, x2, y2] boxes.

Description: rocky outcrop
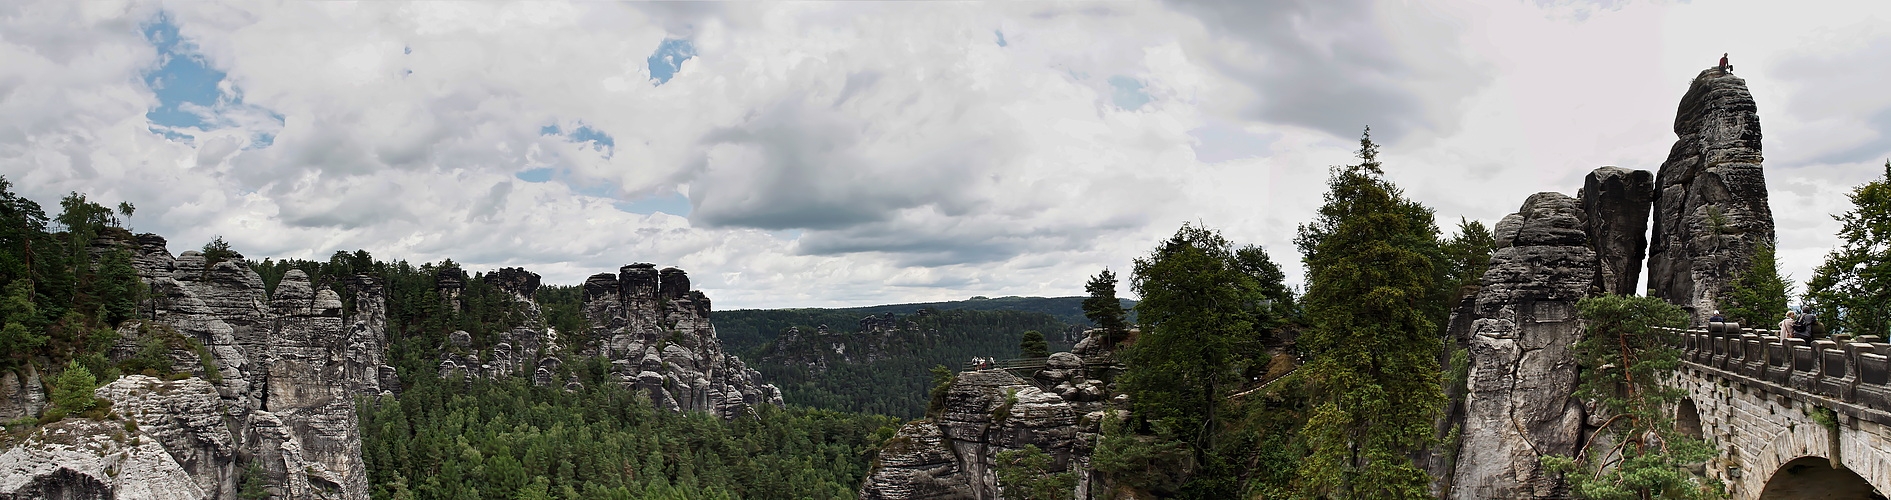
[[0, 366, 44, 422], [860, 370, 1098, 500], [1647, 68, 1774, 323], [0, 417, 206, 499], [1450, 193, 1597, 499], [115, 234, 384, 499], [1580, 167, 1655, 296], [94, 376, 238, 497], [586, 264, 780, 418], [862, 331, 1123, 500]]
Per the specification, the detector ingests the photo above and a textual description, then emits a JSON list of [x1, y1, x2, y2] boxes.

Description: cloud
[[1165, 0, 1492, 143], [6, 0, 1891, 311]]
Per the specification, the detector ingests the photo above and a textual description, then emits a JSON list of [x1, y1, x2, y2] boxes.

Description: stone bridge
[[1671, 324, 1891, 499]]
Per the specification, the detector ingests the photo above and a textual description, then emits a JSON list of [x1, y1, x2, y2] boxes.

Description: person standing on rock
[[1719, 53, 1733, 74]]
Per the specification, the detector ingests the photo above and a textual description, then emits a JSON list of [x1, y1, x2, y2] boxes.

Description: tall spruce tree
[[1724, 242, 1790, 329], [1082, 269, 1129, 346], [1115, 223, 1262, 494], [1291, 127, 1445, 498], [1806, 161, 1891, 338]]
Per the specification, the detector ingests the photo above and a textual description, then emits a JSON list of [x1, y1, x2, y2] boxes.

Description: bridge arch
[[1758, 456, 1883, 499], [1677, 398, 1703, 440]]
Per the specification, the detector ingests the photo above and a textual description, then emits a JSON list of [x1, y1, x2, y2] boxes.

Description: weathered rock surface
[[94, 376, 238, 498], [0, 417, 205, 499], [1450, 193, 1596, 500], [1647, 68, 1775, 323], [110, 234, 383, 499], [1580, 166, 1656, 296], [585, 265, 780, 418], [862, 344, 1117, 500], [0, 366, 44, 422]]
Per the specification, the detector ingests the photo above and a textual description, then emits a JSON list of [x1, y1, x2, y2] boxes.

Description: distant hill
[[712, 296, 1135, 417], [715, 296, 1135, 357]]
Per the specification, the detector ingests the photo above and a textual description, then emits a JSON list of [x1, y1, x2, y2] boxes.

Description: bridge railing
[[1668, 324, 1891, 411], [959, 353, 1120, 373]]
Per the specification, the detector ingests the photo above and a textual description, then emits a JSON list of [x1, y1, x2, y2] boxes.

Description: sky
[[3, 0, 1889, 309]]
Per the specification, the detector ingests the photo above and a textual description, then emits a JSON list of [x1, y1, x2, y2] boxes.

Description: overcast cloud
[[3, 0, 1888, 308]]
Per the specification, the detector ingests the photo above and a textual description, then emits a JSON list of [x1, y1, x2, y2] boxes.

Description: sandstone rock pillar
[[1647, 68, 1774, 323], [1451, 192, 1596, 499]]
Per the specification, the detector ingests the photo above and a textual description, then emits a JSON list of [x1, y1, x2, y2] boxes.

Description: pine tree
[[1292, 127, 1445, 498], [1543, 295, 1717, 499], [1724, 243, 1790, 329], [51, 360, 99, 417], [1441, 217, 1495, 296], [1082, 269, 1128, 346], [1019, 330, 1049, 358], [1806, 161, 1891, 338]]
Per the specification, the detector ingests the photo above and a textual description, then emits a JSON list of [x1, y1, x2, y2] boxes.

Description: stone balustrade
[[1671, 324, 1891, 417]]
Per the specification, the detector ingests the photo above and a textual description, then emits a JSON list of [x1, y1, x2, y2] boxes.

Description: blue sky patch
[[648, 38, 696, 85], [1108, 75, 1151, 110], [141, 12, 283, 147], [514, 167, 555, 183], [541, 123, 615, 159]]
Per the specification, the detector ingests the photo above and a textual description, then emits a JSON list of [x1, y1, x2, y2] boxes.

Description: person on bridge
[[1709, 310, 1725, 323], [1780, 310, 1800, 342]]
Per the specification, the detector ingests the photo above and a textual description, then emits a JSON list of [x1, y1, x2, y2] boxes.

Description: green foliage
[[358, 369, 897, 500], [1092, 414, 1192, 495], [1290, 127, 1445, 499], [926, 365, 955, 418], [1806, 161, 1891, 338], [1019, 330, 1049, 359], [748, 308, 1070, 417], [1082, 268, 1129, 347], [201, 236, 239, 270], [239, 461, 272, 500], [714, 296, 1131, 357], [1441, 217, 1495, 295], [1725, 243, 1791, 328], [995, 445, 1077, 500], [1124, 223, 1259, 452], [51, 360, 102, 417], [1546, 295, 1719, 500]]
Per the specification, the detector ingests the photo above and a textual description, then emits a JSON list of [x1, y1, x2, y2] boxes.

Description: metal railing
[[959, 353, 1119, 373]]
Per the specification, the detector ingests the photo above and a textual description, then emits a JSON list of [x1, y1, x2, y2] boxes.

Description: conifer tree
[[1019, 330, 1049, 358], [1806, 161, 1891, 338], [1724, 243, 1790, 329], [1082, 269, 1128, 346], [1292, 127, 1445, 498], [1114, 222, 1261, 495]]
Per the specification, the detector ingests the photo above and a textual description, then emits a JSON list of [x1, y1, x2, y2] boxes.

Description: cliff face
[[1450, 192, 1599, 499], [860, 332, 1116, 500], [1647, 68, 1775, 323], [582, 264, 782, 418], [1581, 167, 1656, 296], [115, 238, 387, 499]]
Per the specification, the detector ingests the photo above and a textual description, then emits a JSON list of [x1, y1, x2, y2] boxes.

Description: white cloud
[[3, 0, 1890, 309]]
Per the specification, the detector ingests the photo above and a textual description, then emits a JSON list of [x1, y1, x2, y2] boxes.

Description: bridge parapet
[[1670, 325, 1891, 417]]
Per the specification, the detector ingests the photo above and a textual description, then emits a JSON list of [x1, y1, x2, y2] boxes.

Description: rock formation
[[861, 329, 1119, 500], [1450, 193, 1598, 499], [1647, 68, 1775, 323], [23, 233, 393, 499], [1580, 166, 1656, 296], [584, 264, 781, 418], [0, 417, 206, 499]]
